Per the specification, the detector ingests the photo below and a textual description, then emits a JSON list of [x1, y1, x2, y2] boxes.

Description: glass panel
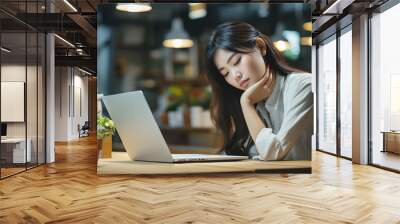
[[38, 32, 45, 165], [26, 0, 39, 169], [27, 30, 38, 169], [36, 0, 46, 165], [317, 37, 337, 154], [371, 3, 400, 171], [0, 1, 46, 178], [0, 13, 28, 177], [339, 29, 352, 158]]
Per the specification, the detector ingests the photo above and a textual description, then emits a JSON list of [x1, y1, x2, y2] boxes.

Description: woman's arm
[[240, 100, 266, 144], [240, 70, 274, 147], [251, 75, 313, 160]]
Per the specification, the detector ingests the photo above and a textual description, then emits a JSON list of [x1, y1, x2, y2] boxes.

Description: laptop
[[102, 91, 248, 163]]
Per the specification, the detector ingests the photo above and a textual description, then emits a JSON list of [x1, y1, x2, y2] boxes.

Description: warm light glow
[[301, 37, 312, 46], [303, 22, 312, 31], [189, 3, 203, 7], [189, 9, 206, 19], [273, 40, 290, 52], [54, 34, 75, 48], [164, 18, 193, 48], [189, 3, 206, 19], [63, 0, 78, 12], [116, 3, 152, 13], [163, 39, 193, 48]]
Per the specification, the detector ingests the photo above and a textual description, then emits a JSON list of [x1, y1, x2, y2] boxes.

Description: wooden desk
[[97, 152, 311, 175]]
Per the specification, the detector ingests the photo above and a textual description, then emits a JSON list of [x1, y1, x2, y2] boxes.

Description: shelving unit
[[156, 77, 209, 86], [129, 36, 218, 148]]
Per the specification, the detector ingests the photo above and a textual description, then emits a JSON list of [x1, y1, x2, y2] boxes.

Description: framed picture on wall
[[1, 81, 25, 122]]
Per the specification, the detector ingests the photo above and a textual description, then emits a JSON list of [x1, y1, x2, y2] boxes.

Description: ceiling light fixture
[[54, 34, 75, 48], [78, 67, 92, 76], [63, 0, 78, 12], [116, 3, 152, 13], [163, 18, 193, 48], [189, 3, 207, 19], [1, 47, 11, 53]]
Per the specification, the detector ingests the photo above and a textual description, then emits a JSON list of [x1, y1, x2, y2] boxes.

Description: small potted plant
[[97, 114, 116, 158], [164, 85, 186, 127]]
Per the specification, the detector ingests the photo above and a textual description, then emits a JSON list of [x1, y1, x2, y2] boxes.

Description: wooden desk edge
[[97, 152, 311, 175]]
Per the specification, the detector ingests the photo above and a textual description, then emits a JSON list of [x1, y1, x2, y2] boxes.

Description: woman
[[206, 21, 313, 161]]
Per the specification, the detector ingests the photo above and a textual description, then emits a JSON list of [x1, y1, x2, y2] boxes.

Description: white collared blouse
[[248, 72, 313, 161]]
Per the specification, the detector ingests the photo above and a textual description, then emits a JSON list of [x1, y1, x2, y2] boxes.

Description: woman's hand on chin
[[240, 68, 275, 106]]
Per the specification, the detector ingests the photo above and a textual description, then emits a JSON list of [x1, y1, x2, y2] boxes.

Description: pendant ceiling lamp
[[163, 18, 193, 48], [116, 3, 152, 13]]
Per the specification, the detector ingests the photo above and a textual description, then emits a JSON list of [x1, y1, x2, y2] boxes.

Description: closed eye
[[233, 57, 241, 66]]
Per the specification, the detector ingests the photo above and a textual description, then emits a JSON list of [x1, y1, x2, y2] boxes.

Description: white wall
[[55, 67, 89, 141], [71, 73, 89, 138], [55, 67, 69, 141], [1, 65, 26, 140], [1, 65, 26, 130], [1, 64, 46, 164], [1, 65, 40, 138]]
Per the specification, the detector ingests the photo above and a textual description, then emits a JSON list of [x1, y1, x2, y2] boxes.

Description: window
[[339, 28, 352, 158], [370, 2, 400, 171], [317, 36, 337, 154]]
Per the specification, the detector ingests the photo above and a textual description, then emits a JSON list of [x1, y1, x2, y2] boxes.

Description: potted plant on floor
[[97, 114, 116, 158]]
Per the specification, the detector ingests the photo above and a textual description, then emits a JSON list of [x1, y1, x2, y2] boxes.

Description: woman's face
[[214, 46, 266, 91]]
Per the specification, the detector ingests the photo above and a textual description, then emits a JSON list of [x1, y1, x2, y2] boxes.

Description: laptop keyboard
[[171, 154, 248, 162], [172, 154, 228, 159]]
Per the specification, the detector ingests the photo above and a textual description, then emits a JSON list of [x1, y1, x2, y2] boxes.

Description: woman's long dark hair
[[206, 21, 302, 156]]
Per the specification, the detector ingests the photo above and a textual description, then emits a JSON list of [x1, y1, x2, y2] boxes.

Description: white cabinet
[[1, 138, 32, 163]]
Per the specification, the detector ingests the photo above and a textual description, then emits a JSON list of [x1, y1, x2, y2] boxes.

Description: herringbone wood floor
[[1, 136, 400, 223]]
